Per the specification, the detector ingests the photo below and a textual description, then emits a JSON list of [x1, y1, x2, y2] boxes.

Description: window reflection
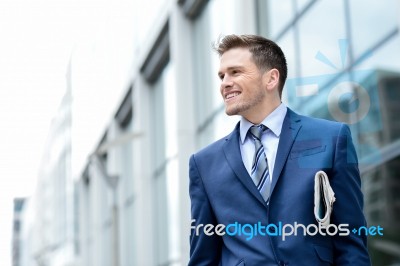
[[262, 0, 400, 264]]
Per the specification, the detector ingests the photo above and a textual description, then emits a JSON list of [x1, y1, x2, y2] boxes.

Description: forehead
[[219, 47, 255, 69]]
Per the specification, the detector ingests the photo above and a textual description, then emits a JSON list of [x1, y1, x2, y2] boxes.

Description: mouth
[[224, 91, 241, 101]]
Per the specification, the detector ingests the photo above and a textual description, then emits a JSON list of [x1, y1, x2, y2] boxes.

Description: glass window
[[363, 156, 400, 266], [267, 0, 294, 39], [151, 67, 168, 265], [349, 0, 399, 60], [297, 0, 347, 77], [345, 4, 400, 159], [162, 63, 180, 263], [296, 0, 314, 11], [117, 118, 137, 266], [151, 63, 179, 265]]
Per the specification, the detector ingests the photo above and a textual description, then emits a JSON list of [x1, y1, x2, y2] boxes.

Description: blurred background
[[1, 0, 399, 265]]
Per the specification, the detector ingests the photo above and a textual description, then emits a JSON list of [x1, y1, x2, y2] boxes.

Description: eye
[[232, 70, 240, 75], [218, 74, 225, 81]]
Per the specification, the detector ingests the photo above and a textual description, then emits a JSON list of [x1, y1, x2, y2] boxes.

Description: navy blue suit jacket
[[189, 109, 371, 266]]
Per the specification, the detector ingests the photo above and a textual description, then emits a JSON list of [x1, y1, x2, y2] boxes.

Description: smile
[[225, 92, 241, 100]]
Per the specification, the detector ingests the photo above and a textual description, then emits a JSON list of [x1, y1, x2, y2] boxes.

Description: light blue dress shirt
[[239, 103, 287, 181]]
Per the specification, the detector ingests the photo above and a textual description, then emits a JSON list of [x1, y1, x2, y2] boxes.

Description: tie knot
[[249, 124, 267, 140]]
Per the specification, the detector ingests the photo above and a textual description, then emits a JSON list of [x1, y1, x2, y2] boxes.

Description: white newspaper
[[314, 170, 336, 227]]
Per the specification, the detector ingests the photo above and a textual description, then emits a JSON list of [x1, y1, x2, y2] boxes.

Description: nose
[[221, 75, 233, 89]]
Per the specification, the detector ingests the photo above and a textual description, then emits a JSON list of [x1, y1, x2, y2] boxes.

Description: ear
[[263, 68, 280, 92]]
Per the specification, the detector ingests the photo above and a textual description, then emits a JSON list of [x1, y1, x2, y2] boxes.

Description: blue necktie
[[249, 125, 271, 202]]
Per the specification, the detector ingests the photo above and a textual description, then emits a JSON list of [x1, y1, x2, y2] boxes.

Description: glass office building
[[74, 0, 400, 265], [20, 0, 400, 265]]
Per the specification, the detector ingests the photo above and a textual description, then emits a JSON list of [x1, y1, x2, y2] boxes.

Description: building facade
[[21, 0, 400, 265], [75, 1, 400, 265], [12, 198, 26, 266]]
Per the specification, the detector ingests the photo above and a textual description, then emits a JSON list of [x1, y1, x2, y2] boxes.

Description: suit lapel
[[270, 109, 302, 196], [222, 109, 302, 207], [222, 124, 266, 206]]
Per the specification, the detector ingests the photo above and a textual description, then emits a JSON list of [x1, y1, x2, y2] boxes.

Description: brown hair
[[214, 34, 287, 97]]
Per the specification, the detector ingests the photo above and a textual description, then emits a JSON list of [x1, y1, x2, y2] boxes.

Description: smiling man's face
[[218, 47, 269, 121]]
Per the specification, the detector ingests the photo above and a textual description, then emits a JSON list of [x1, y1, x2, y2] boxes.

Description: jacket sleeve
[[188, 154, 222, 266], [330, 123, 371, 265]]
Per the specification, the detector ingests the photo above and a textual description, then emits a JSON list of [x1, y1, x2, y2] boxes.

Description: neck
[[242, 100, 281, 124]]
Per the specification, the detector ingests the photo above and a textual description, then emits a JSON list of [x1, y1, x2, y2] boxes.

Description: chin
[[224, 107, 235, 116], [225, 107, 242, 116]]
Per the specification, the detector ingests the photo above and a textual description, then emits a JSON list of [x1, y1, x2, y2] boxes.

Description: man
[[188, 35, 371, 265]]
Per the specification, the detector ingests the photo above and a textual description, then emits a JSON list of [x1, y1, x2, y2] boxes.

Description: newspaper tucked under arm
[[314, 170, 336, 227]]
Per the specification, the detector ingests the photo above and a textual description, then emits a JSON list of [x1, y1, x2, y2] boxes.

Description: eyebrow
[[218, 66, 245, 76]]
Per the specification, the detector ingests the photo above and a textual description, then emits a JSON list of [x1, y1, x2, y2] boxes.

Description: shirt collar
[[239, 103, 287, 144]]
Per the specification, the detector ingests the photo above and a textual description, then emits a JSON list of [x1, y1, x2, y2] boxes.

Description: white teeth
[[226, 92, 240, 99]]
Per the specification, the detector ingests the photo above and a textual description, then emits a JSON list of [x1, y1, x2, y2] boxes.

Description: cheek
[[219, 86, 225, 97]]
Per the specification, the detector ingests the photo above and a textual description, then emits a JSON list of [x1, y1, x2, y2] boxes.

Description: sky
[[0, 0, 113, 265], [0, 2, 70, 265]]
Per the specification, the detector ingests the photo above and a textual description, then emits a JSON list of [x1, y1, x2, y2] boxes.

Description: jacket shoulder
[[295, 112, 344, 132], [194, 135, 228, 159], [193, 122, 239, 160]]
